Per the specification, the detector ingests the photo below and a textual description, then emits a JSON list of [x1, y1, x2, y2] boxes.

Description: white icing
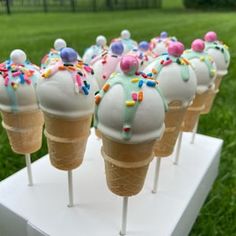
[[0, 70, 40, 112], [186, 57, 217, 94], [205, 48, 230, 76], [54, 39, 67, 51], [37, 70, 97, 118], [97, 84, 165, 144], [96, 35, 107, 47], [144, 61, 197, 107], [10, 49, 27, 65]]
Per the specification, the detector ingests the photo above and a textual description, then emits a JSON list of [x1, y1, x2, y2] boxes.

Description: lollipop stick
[[191, 117, 199, 144], [67, 170, 74, 207], [173, 132, 183, 165], [25, 154, 33, 186], [120, 196, 129, 236], [152, 157, 161, 194]]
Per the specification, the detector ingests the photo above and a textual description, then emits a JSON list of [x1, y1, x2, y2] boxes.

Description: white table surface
[[0, 130, 223, 236]]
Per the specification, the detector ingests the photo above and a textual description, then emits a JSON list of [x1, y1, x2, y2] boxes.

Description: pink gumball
[[204, 31, 217, 42], [120, 55, 139, 75], [191, 39, 205, 52], [168, 42, 184, 57]]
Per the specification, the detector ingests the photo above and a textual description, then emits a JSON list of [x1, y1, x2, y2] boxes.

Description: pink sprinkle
[[4, 76, 9, 86], [163, 59, 173, 66], [84, 66, 92, 73], [12, 71, 21, 77], [204, 31, 217, 42], [168, 42, 184, 57], [24, 75, 31, 84], [76, 74, 82, 86], [191, 39, 205, 52], [132, 93, 137, 101]]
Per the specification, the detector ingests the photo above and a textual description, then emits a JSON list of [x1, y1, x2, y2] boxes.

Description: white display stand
[[0, 129, 223, 236]]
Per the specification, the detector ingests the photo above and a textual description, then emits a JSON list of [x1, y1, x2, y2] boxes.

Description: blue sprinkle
[[147, 73, 152, 77], [146, 80, 156, 87], [138, 80, 144, 88], [19, 74, 25, 84], [82, 86, 89, 95]]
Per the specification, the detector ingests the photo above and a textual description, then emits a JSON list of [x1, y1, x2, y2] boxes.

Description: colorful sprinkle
[[146, 80, 156, 87], [102, 83, 110, 92], [138, 79, 144, 88], [163, 59, 172, 66], [138, 91, 143, 102], [123, 125, 131, 132], [95, 95, 101, 104], [126, 100, 135, 106], [132, 92, 138, 101], [82, 86, 89, 95], [131, 78, 139, 83], [152, 68, 158, 74]]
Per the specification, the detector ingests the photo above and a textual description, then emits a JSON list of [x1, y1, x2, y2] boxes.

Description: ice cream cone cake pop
[[91, 41, 124, 89], [0, 49, 44, 154], [150, 31, 177, 56], [37, 47, 97, 170], [182, 39, 217, 131], [95, 55, 166, 197], [202, 31, 230, 114], [82, 35, 108, 65], [144, 41, 197, 157]]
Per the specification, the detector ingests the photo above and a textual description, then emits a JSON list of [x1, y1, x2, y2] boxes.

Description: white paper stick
[[191, 117, 199, 144], [152, 157, 161, 194], [120, 196, 128, 236], [173, 132, 183, 165], [67, 170, 74, 207], [25, 154, 33, 186]]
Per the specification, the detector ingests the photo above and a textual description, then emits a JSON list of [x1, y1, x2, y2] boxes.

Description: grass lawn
[[0, 2, 235, 235]]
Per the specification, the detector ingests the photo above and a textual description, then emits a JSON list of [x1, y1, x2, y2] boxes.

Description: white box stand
[[0, 129, 223, 236]]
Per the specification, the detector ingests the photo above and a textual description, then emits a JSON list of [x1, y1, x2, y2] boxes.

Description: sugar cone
[[44, 113, 92, 171], [101, 135, 155, 197], [154, 101, 187, 157], [1, 110, 44, 154], [201, 75, 223, 114], [95, 128, 102, 139], [214, 75, 223, 91], [182, 91, 209, 132], [201, 88, 219, 114]]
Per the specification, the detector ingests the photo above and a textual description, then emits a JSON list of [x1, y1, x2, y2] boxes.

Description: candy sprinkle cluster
[[42, 60, 94, 95], [95, 72, 162, 140], [0, 60, 37, 89], [146, 53, 191, 82]]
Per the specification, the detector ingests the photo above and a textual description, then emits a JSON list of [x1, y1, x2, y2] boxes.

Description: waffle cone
[[101, 135, 155, 197], [44, 113, 92, 171], [1, 110, 44, 154], [95, 128, 102, 139], [154, 101, 187, 157], [182, 91, 208, 132], [214, 75, 223, 91], [201, 89, 219, 114]]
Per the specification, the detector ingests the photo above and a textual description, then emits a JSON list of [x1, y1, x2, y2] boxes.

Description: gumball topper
[[54, 38, 67, 51], [191, 39, 205, 52], [120, 55, 139, 75], [96, 35, 107, 47], [10, 49, 27, 65], [111, 42, 124, 55], [60, 47, 78, 63], [168, 42, 184, 57], [138, 41, 149, 52], [204, 31, 217, 42], [121, 30, 131, 40], [160, 31, 168, 38]]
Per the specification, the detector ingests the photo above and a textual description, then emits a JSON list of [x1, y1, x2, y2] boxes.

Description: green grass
[[0, 5, 235, 236]]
